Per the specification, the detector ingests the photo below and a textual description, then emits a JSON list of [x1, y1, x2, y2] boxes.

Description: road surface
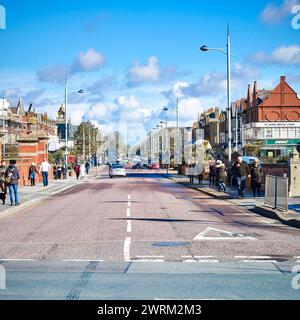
[[0, 170, 299, 299]]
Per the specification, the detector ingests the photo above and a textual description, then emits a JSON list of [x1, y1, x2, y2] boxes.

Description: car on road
[[109, 164, 127, 178]]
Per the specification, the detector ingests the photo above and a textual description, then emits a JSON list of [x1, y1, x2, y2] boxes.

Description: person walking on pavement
[[250, 158, 263, 197], [28, 162, 39, 186], [62, 163, 67, 179], [80, 163, 85, 179], [85, 161, 90, 175], [215, 160, 227, 192], [39, 158, 51, 187], [75, 163, 80, 180], [232, 156, 250, 198], [209, 160, 216, 186], [0, 160, 7, 204], [5, 159, 20, 206]]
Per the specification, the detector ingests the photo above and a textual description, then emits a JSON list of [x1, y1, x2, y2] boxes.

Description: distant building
[[198, 107, 221, 158], [243, 76, 300, 157]]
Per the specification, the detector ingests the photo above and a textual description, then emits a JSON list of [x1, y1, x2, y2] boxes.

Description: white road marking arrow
[[193, 227, 256, 241]]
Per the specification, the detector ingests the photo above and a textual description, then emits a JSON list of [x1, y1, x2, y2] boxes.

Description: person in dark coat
[[232, 156, 250, 198], [28, 162, 39, 186], [85, 161, 90, 174], [209, 161, 216, 186], [215, 160, 227, 192], [250, 158, 263, 197], [5, 159, 20, 206]]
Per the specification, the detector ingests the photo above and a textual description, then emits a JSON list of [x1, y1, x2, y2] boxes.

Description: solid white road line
[[128, 194, 131, 200], [124, 237, 131, 261], [126, 208, 131, 217], [0, 258, 35, 261]]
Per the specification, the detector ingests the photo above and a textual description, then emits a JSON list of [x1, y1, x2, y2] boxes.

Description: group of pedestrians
[[0, 158, 52, 207], [188, 156, 263, 199], [208, 156, 263, 198], [74, 161, 90, 180]]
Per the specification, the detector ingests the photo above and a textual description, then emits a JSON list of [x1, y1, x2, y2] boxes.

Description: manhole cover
[[152, 241, 190, 247]]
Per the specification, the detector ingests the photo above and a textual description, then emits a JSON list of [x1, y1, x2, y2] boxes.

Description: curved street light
[[199, 25, 232, 163]]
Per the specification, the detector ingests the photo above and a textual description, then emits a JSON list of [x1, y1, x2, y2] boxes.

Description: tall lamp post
[[64, 76, 84, 173], [200, 24, 232, 163]]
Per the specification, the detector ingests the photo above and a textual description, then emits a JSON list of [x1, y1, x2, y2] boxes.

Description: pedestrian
[[0, 160, 7, 204], [75, 163, 80, 180], [85, 161, 90, 175], [57, 165, 62, 179], [80, 163, 85, 179], [53, 164, 58, 180], [5, 159, 20, 206], [232, 156, 250, 198], [28, 162, 39, 186], [62, 163, 67, 179], [227, 165, 232, 187], [196, 162, 204, 185], [209, 160, 216, 186], [187, 163, 195, 184], [39, 158, 51, 187], [215, 160, 227, 192], [250, 158, 263, 197]]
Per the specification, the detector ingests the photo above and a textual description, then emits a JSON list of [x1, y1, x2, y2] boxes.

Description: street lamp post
[[64, 75, 84, 175], [200, 24, 232, 163]]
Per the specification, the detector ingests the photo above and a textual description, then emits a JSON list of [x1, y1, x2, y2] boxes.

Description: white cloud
[[37, 49, 106, 83], [252, 45, 300, 65], [86, 102, 117, 121], [71, 48, 105, 73], [126, 56, 160, 87], [260, 0, 298, 24], [115, 95, 142, 109]]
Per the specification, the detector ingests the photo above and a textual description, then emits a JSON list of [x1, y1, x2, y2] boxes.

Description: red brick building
[[0, 99, 57, 186], [243, 76, 300, 157]]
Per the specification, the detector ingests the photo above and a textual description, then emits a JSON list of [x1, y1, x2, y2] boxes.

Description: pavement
[[0, 166, 107, 220], [0, 169, 299, 299], [165, 171, 300, 228]]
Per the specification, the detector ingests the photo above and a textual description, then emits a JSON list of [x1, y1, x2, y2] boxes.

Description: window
[[272, 128, 280, 138], [280, 128, 288, 139], [288, 128, 296, 139], [265, 129, 272, 138]]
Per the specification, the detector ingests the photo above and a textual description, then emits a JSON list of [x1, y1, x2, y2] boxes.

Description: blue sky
[[1, 0, 300, 143]]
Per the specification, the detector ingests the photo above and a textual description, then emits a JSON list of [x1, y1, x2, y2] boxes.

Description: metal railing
[[264, 175, 288, 211]]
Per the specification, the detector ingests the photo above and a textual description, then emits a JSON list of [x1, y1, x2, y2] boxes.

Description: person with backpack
[[0, 160, 7, 205], [5, 159, 20, 206], [215, 160, 227, 192], [28, 162, 39, 186]]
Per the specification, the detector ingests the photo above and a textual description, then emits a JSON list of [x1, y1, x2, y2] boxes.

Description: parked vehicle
[[109, 164, 127, 178]]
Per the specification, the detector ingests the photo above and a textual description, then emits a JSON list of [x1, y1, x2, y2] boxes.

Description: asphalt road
[[0, 169, 299, 299]]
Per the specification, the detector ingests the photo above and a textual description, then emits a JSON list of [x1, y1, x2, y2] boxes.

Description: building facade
[[243, 76, 300, 157]]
